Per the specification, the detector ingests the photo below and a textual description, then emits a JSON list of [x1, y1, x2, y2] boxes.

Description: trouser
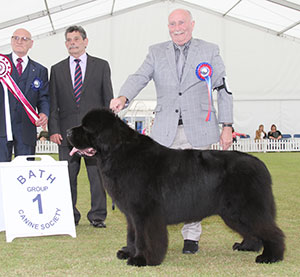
[[170, 125, 210, 241], [0, 122, 35, 162], [59, 146, 107, 224]]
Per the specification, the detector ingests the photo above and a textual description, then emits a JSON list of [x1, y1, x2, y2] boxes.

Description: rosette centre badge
[[0, 54, 12, 78]]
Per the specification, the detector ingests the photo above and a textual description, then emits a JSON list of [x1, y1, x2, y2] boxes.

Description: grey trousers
[[170, 125, 210, 241]]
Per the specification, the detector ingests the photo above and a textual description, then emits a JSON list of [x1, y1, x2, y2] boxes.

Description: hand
[[220, 127, 232, 150], [110, 96, 127, 113], [50, 133, 63, 145], [36, 113, 48, 130]]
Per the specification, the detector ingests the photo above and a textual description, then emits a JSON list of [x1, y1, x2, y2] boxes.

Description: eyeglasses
[[11, 36, 32, 42]]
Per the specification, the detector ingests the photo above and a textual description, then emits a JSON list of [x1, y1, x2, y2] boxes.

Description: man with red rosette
[[0, 28, 49, 162]]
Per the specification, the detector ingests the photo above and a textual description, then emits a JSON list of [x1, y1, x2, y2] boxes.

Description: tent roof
[[1, 0, 300, 47]]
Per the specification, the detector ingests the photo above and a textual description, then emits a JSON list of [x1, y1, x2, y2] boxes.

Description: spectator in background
[[38, 130, 49, 141], [255, 124, 267, 140], [232, 127, 246, 143], [268, 124, 282, 140]]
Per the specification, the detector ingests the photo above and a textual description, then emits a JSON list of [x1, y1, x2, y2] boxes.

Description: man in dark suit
[[48, 26, 113, 227], [0, 28, 49, 162]]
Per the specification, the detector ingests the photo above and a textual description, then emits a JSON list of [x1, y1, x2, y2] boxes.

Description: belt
[[178, 118, 183, 125]]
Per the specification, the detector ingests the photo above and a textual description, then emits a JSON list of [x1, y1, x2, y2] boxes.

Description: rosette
[[195, 62, 213, 121], [0, 54, 39, 127]]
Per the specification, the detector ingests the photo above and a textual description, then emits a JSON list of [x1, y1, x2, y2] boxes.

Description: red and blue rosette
[[195, 62, 213, 121], [0, 54, 39, 125]]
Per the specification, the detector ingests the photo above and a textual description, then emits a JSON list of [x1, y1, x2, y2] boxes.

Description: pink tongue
[[69, 147, 79, 156], [69, 147, 96, 156], [84, 148, 97, 156]]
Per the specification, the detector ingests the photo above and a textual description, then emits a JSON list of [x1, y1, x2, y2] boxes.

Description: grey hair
[[65, 25, 87, 40], [186, 9, 193, 22], [168, 9, 194, 22]]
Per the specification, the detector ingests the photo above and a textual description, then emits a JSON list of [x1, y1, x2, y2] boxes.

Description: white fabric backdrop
[[1, 2, 299, 137]]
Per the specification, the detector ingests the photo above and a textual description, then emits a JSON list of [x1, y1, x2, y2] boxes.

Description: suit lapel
[[166, 42, 179, 83], [8, 53, 19, 82], [82, 54, 93, 92], [24, 58, 35, 94], [181, 39, 198, 84], [62, 58, 75, 99]]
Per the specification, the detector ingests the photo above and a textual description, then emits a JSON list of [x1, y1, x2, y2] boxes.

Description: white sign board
[[0, 155, 76, 242]]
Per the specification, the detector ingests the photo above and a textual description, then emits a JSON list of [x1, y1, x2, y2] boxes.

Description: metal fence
[[35, 139, 300, 154], [211, 139, 300, 152], [36, 141, 59, 153]]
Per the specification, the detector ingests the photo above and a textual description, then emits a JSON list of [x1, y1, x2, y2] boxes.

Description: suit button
[[179, 92, 182, 96], [175, 109, 179, 113]]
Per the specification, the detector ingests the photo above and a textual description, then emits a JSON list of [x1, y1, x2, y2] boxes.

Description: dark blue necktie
[[74, 59, 82, 105]]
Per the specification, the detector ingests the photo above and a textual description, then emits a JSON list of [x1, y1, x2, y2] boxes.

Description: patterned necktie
[[74, 59, 82, 105], [16, 58, 23, 76], [177, 47, 185, 82]]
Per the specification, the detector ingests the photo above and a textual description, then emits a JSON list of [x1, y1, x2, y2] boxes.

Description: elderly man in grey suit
[[110, 9, 233, 254], [49, 26, 113, 228]]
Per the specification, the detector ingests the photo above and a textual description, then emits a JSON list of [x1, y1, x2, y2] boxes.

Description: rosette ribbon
[[0, 54, 39, 140], [195, 63, 213, 121]]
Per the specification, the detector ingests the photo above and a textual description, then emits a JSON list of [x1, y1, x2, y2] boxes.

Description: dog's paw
[[117, 249, 131, 260], [233, 239, 262, 252], [232, 242, 242, 251], [255, 254, 283, 264], [127, 255, 147, 267]]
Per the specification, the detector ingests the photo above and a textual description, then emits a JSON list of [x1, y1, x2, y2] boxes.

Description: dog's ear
[[82, 109, 122, 151]]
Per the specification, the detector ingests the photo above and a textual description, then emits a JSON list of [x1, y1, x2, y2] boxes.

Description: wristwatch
[[222, 123, 232, 128]]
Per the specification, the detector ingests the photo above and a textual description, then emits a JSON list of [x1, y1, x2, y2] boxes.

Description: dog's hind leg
[[255, 223, 285, 263], [220, 215, 262, 252], [117, 215, 136, 260], [232, 236, 262, 252], [221, 215, 285, 263]]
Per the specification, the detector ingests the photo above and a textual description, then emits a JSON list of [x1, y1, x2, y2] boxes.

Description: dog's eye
[[83, 125, 94, 134]]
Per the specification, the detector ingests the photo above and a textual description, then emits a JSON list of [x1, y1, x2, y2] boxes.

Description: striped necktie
[[16, 58, 23, 76], [74, 59, 82, 105]]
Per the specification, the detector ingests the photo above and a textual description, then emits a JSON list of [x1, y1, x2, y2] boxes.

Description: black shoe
[[90, 220, 106, 228], [182, 240, 199, 254], [75, 221, 79, 226]]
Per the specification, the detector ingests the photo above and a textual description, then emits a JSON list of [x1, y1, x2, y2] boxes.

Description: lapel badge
[[31, 78, 43, 91]]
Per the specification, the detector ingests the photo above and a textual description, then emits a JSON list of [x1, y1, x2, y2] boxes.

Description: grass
[[1, 152, 300, 276]]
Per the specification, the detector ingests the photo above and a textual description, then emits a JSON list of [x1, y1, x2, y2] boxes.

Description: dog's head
[[67, 108, 136, 156]]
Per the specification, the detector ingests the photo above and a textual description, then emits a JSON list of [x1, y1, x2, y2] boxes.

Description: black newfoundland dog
[[67, 108, 285, 267]]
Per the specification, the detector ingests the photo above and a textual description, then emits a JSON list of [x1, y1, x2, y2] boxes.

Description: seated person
[[232, 128, 246, 143], [268, 124, 282, 140], [38, 130, 49, 141], [255, 124, 267, 140]]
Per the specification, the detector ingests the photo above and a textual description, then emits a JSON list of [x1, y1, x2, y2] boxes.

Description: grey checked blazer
[[119, 38, 233, 147]]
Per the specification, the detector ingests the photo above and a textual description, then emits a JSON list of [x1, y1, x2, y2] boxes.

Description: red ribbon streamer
[[0, 54, 39, 125]]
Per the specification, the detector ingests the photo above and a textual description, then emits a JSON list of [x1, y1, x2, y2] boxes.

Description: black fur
[[67, 108, 285, 266]]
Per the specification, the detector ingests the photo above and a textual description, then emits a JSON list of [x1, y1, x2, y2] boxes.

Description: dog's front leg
[[117, 215, 136, 260], [127, 206, 168, 267], [127, 215, 147, 267]]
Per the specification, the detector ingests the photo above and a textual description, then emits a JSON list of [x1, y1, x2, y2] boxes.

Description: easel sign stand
[[0, 155, 76, 242]]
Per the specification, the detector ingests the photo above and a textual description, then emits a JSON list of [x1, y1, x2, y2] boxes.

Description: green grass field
[[1, 152, 300, 276]]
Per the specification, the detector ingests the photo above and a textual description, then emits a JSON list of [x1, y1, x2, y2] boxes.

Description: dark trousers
[[59, 146, 107, 224], [0, 122, 35, 162]]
